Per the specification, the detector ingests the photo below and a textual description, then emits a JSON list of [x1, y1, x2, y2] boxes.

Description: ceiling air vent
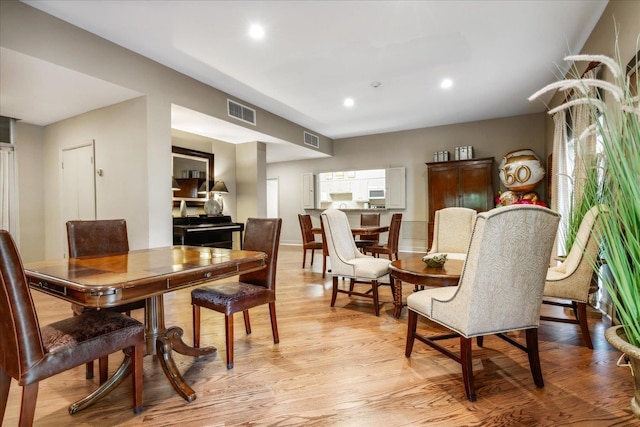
[[304, 131, 319, 149], [227, 99, 256, 125]]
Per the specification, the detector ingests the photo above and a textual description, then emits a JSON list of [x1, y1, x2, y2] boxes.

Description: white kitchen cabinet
[[367, 177, 385, 189], [319, 180, 332, 202], [331, 179, 352, 194], [352, 179, 368, 201], [302, 173, 315, 209], [386, 167, 406, 209]]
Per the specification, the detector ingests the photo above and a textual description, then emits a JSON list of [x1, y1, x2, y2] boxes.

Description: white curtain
[[552, 111, 570, 256], [0, 145, 17, 234], [571, 69, 598, 208]]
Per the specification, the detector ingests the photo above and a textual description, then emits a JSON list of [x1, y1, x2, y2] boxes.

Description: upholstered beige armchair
[[406, 205, 560, 401], [321, 209, 392, 316], [541, 204, 604, 349], [428, 207, 477, 260]]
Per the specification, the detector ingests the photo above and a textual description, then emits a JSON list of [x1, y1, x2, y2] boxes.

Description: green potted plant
[[530, 47, 640, 416]]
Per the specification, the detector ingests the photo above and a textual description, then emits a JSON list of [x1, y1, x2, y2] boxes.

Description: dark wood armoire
[[426, 157, 495, 246]]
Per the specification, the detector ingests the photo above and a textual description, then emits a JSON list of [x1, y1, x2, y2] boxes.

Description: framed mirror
[[172, 146, 214, 205]]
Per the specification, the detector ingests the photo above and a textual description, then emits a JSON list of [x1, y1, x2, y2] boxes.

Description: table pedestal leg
[[146, 295, 216, 402]]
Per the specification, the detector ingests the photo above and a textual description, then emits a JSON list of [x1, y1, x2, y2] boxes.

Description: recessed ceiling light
[[343, 97, 355, 107], [371, 81, 382, 88], [249, 24, 265, 40], [440, 78, 453, 89]]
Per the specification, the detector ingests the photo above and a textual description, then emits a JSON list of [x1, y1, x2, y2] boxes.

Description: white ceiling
[[3, 1, 608, 162]]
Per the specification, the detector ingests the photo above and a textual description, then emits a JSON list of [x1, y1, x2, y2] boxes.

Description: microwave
[[368, 188, 385, 199]]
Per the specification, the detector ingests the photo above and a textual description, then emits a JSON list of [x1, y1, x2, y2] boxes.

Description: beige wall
[[269, 113, 545, 251], [236, 142, 267, 223], [15, 122, 45, 262], [41, 97, 149, 258]]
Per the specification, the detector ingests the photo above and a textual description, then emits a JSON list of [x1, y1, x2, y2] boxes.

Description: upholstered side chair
[[321, 209, 392, 316], [66, 219, 145, 383], [0, 230, 145, 426], [191, 218, 282, 369], [363, 213, 402, 261], [428, 207, 477, 260], [405, 205, 560, 401], [541, 204, 604, 349]]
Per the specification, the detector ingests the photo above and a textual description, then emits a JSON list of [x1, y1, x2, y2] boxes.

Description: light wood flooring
[[3, 245, 638, 426]]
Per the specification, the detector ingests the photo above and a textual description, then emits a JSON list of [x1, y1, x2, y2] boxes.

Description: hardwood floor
[[4, 245, 638, 426]]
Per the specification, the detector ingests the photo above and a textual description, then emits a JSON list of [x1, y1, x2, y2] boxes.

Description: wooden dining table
[[389, 257, 464, 318], [311, 224, 389, 237], [24, 245, 266, 412]]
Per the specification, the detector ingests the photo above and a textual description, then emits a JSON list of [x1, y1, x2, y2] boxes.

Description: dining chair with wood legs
[[363, 213, 402, 261], [298, 214, 326, 276], [191, 218, 282, 369], [405, 205, 559, 401], [322, 209, 392, 316], [66, 219, 146, 383], [541, 205, 604, 349], [355, 212, 380, 252], [0, 230, 145, 426]]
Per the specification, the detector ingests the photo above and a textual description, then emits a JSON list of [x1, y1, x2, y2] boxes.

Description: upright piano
[[173, 215, 244, 249]]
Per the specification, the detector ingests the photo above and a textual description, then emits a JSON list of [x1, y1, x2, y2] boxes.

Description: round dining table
[[389, 257, 464, 318]]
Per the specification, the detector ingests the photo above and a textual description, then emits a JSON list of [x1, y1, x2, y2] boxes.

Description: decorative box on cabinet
[[426, 157, 494, 245]]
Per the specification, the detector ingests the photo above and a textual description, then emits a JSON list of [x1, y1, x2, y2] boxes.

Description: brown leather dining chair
[[298, 214, 327, 277], [67, 219, 146, 383], [355, 212, 380, 251], [0, 230, 145, 426], [363, 213, 402, 260], [191, 218, 282, 369]]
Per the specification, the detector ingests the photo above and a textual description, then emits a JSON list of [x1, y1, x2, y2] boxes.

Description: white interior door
[[62, 142, 96, 254]]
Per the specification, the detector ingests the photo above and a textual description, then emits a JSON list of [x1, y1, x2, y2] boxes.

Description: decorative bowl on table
[[422, 253, 448, 268]]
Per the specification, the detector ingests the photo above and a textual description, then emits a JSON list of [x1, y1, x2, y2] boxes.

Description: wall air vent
[[227, 99, 256, 125], [304, 131, 320, 149]]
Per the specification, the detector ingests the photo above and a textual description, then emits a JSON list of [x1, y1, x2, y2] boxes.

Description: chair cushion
[[24, 310, 144, 385], [41, 310, 143, 353], [350, 257, 390, 279], [192, 282, 275, 316], [407, 287, 458, 318]]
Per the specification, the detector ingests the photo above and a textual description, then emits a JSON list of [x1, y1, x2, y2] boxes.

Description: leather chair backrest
[[67, 219, 129, 258], [430, 205, 560, 337], [298, 214, 315, 244], [387, 213, 403, 251], [359, 213, 380, 242], [239, 218, 282, 290], [361, 213, 380, 227], [0, 230, 46, 382]]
